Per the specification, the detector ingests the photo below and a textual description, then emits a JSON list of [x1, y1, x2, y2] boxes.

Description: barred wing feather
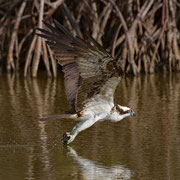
[[36, 20, 123, 112]]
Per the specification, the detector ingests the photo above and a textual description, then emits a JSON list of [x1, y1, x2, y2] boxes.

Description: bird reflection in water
[[66, 146, 132, 180]]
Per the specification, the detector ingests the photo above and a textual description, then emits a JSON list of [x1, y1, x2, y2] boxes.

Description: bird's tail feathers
[[40, 112, 77, 122]]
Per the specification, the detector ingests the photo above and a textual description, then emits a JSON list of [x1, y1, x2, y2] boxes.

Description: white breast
[[80, 102, 112, 121]]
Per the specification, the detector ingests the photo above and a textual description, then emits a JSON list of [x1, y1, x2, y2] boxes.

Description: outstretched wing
[[37, 20, 123, 112]]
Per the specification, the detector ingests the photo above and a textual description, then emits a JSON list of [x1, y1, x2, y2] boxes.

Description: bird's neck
[[110, 111, 130, 122]]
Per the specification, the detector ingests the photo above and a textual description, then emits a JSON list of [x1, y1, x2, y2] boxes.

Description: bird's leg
[[63, 118, 98, 144], [71, 118, 96, 137]]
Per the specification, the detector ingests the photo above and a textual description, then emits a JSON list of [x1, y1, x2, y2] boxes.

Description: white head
[[110, 104, 136, 122]]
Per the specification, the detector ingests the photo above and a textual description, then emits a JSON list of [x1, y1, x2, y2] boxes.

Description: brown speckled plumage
[[37, 20, 124, 113]]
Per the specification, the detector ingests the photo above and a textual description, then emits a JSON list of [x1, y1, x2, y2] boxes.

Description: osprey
[[37, 20, 136, 144]]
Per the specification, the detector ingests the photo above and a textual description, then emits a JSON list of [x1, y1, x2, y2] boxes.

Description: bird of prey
[[37, 20, 136, 144]]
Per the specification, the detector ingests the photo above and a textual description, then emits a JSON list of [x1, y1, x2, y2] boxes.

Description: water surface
[[0, 72, 180, 180]]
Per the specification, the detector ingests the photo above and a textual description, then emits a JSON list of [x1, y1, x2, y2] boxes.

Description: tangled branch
[[0, 0, 179, 76]]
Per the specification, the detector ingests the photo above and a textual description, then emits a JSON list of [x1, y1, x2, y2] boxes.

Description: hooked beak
[[130, 109, 136, 116]]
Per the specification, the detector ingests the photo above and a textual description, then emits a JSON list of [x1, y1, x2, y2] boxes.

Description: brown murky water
[[0, 72, 180, 180]]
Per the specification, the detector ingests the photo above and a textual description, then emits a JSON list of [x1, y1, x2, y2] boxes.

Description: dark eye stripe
[[115, 104, 129, 115]]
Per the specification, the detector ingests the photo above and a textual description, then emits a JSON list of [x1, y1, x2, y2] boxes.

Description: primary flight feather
[[37, 20, 136, 144]]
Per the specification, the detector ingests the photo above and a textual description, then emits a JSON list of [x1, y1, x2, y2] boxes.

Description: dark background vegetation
[[0, 0, 180, 77]]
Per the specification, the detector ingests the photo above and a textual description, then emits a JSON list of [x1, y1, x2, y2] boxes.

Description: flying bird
[[37, 20, 136, 144]]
